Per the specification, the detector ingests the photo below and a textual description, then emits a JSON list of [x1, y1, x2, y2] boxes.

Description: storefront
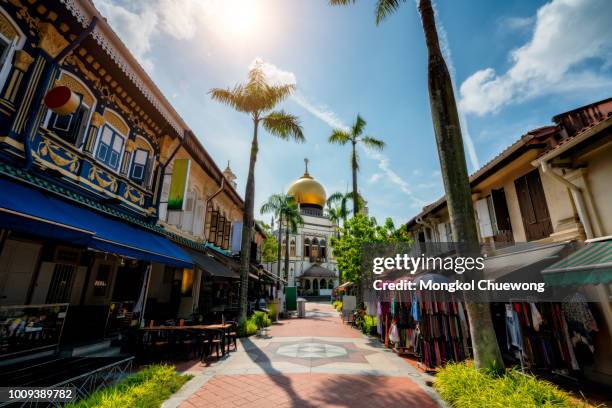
[[0, 174, 192, 360]]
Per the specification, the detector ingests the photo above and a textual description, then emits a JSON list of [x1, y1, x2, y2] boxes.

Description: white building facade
[[267, 163, 339, 296]]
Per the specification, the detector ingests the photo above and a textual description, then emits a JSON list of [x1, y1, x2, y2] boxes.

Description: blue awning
[[0, 177, 192, 268]]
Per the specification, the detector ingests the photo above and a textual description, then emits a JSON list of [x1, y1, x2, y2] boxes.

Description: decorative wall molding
[[37, 22, 69, 58], [13, 49, 33, 72], [59, 0, 183, 136]]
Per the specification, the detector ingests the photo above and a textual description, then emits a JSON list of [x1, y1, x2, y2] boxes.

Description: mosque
[[267, 160, 339, 296]]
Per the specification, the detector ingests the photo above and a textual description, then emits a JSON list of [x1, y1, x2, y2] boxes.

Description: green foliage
[[237, 318, 258, 337], [252, 311, 272, 328], [330, 214, 411, 288], [261, 235, 278, 263], [332, 300, 343, 312], [238, 311, 272, 337], [267, 302, 278, 321], [435, 362, 589, 408], [66, 365, 191, 408], [360, 314, 378, 335]]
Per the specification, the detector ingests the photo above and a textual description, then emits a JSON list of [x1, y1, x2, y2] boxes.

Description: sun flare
[[213, 0, 261, 37]]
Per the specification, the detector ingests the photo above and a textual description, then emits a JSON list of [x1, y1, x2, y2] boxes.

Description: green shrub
[[333, 300, 342, 312], [267, 302, 278, 322], [361, 315, 377, 335], [252, 311, 271, 328], [435, 362, 589, 408], [237, 318, 258, 337], [66, 364, 191, 408]]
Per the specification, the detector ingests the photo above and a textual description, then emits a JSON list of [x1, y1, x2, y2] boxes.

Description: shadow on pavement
[[241, 336, 316, 408]]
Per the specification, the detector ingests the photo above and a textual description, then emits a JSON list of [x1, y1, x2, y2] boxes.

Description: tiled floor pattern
[[174, 302, 440, 408]]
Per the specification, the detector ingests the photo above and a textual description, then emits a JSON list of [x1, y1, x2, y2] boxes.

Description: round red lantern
[[43, 86, 80, 115]]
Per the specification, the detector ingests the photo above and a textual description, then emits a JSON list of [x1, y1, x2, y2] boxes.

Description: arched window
[[130, 148, 149, 182], [281, 238, 286, 256], [311, 238, 319, 260], [328, 281, 333, 289], [303, 238, 311, 258], [95, 125, 124, 170], [320, 279, 326, 290], [289, 239, 296, 257], [320, 239, 327, 260], [0, 10, 25, 96], [304, 279, 311, 290], [45, 72, 96, 147], [313, 279, 319, 291]]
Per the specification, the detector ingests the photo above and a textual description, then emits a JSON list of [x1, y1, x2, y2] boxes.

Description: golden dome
[[288, 161, 326, 207]]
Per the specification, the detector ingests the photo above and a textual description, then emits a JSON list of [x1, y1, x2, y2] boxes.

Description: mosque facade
[[267, 160, 339, 296]]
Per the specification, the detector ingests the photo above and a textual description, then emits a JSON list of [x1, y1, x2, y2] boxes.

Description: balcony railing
[[30, 128, 155, 216]]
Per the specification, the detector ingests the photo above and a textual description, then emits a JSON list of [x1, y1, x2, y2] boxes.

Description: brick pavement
[[168, 302, 441, 408]]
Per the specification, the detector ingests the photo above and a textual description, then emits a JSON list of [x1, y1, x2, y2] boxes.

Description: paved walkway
[[166, 302, 442, 408]]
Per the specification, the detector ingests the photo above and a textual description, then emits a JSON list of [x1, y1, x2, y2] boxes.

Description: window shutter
[[475, 198, 494, 238], [230, 222, 242, 252], [223, 219, 231, 249], [158, 173, 172, 221]]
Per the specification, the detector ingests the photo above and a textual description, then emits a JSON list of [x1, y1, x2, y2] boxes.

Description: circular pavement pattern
[[276, 342, 348, 359]]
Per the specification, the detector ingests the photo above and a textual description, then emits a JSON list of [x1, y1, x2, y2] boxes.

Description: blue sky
[[94, 0, 612, 225]]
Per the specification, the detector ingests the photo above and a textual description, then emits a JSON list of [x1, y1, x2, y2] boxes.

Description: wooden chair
[[199, 329, 223, 362], [224, 321, 238, 352], [175, 330, 198, 360]]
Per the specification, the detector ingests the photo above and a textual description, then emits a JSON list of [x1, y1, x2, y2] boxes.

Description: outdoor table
[[139, 324, 232, 356], [189, 324, 232, 356]]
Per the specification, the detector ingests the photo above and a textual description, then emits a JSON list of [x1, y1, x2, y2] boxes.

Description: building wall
[[574, 141, 612, 237], [160, 147, 242, 245]]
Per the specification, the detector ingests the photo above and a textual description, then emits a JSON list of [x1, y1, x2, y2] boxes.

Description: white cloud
[[368, 173, 383, 183], [250, 59, 297, 87], [502, 16, 535, 31], [262, 58, 427, 208], [94, 0, 158, 71], [460, 0, 612, 116]]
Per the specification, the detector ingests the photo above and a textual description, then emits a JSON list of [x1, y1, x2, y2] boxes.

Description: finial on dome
[[304, 158, 309, 176]]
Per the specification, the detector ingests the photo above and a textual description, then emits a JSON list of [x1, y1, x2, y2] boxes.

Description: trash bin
[[297, 298, 306, 318]]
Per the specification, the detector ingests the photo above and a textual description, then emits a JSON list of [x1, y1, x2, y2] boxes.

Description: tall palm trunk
[[351, 141, 359, 215], [238, 119, 259, 322], [419, 0, 503, 370], [276, 213, 283, 280], [284, 224, 290, 282]]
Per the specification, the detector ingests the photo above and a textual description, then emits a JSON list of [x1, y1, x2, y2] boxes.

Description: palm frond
[[329, 0, 356, 4], [362, 136, 385, 150], [264, 84, 296, 110], [209, 86, 250, 113], [375, 0, 406, 25], [328, 129, 351, 145], [262, 111, 305, 142], [352, 114, 367, 137], [260, 193, 286, 215], [327, 191, 346, 207]]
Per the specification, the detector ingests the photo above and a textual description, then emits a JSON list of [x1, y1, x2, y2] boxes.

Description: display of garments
[[530, 303, 543, 332], [562, 294, 598, 333], [505, 304, 523, 351], [389, 321, 400, 343]]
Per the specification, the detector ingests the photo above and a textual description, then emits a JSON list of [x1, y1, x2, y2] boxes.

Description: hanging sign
[[168, 159, 190, 210]]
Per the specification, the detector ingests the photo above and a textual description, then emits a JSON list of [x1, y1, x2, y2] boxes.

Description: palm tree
[[328, 115, 384, 215], [260, 193, 291, 280], [327, 191, 352, 227], [210, 61, 305, 321], [329, 0, 504, 370]]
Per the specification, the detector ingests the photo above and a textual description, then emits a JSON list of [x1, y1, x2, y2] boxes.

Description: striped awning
[[542, 241, 612, 286]]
